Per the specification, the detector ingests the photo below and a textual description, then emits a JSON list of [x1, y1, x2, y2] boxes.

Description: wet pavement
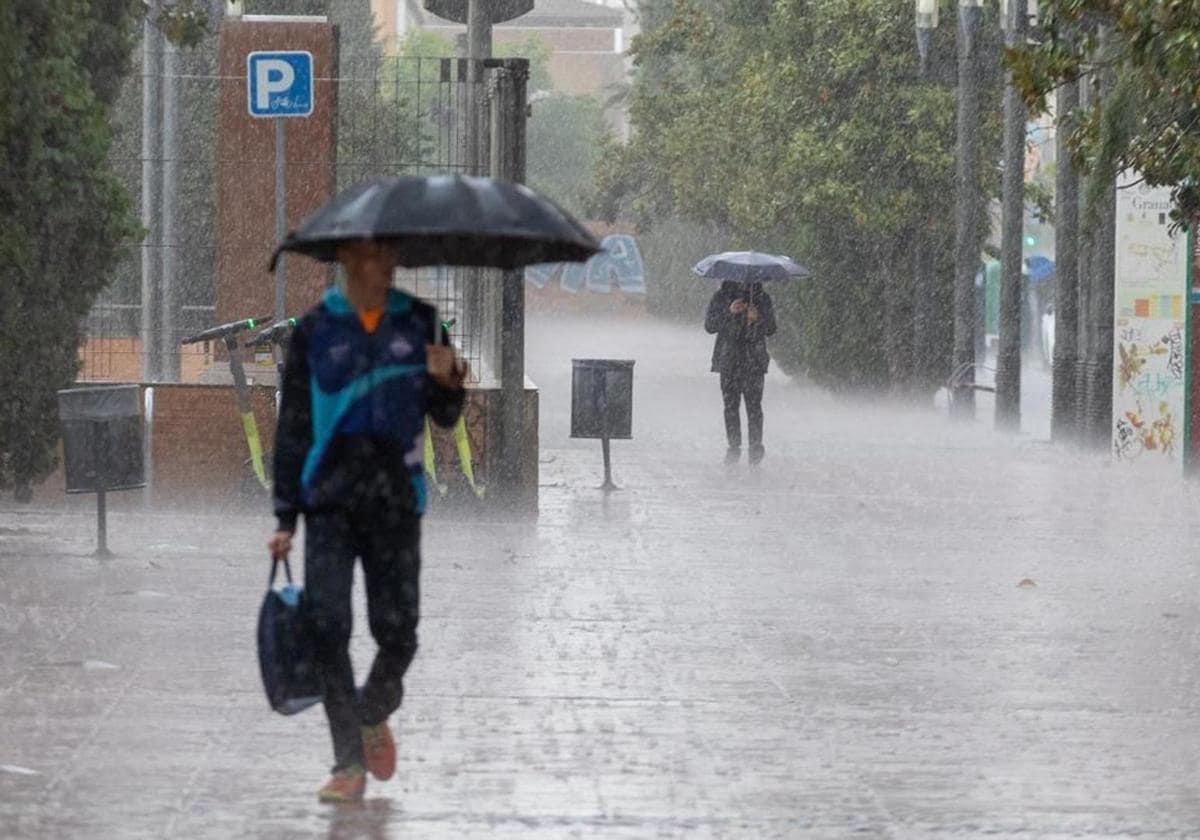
[[2, 313, 1200, 838]]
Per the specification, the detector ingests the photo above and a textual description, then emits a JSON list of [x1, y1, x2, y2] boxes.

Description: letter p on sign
[[247, 51, 314, 118]]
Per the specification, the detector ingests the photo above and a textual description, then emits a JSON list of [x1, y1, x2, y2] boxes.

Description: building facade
[[371, 0, 632, 101]]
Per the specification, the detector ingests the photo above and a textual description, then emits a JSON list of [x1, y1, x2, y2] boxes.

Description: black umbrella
[[269, 175, 600, 271], [692, 251, 812, 283]]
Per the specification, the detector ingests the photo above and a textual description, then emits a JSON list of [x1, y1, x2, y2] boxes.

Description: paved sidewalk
[[1, 314, 1199, 838]]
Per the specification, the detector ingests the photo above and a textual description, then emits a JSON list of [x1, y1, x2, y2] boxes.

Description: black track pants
[[303, 510, 421, 772]]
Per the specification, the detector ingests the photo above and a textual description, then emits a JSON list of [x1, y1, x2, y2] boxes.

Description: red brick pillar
[[214, 19, 338, 324]]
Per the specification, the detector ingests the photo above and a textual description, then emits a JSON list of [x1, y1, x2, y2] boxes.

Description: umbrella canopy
[[1023, 255, 1055, 284], [692, 251, 812, 283], [270, 175, 600, 271]]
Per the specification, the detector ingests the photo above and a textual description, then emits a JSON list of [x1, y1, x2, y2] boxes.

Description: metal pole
[[492, 60, 529, 506], [1074, 72, 1093, 437], [462, 0, 492, 394], [160, 38, 181, 382], [93, 421, 112, 559], [142, 386, 155, 506], [465, 0, 492, 175], [1084, 30, 1116, 450], [467, 0, 492, 65], [1051, 76, 1080, 442], [274, 118, 286, 322], [96, 486, 109, 558], [952, 2, 981, 420], [995, 0, 1027, 430], [140, 14, 163, 382], [601, 437, 615, 491], [913, 24, 934, 392], [1088, 161, 1116, 449], [596, 369, 616, 491]]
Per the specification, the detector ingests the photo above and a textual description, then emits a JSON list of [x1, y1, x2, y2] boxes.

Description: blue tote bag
[[257, 556, 323, 715]]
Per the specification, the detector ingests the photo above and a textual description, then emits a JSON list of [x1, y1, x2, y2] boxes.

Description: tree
[[0, 0, 143, 499], [597, 0, 1005, 392], [1008, 0, 1200, 223], [390, 28, 610, 214], [528, 95, 612, 217], [495, 35, 554, 93]]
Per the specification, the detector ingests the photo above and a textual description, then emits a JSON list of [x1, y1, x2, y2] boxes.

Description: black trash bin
[[570, 359, 634, 490], [57, 385, 145, 556]]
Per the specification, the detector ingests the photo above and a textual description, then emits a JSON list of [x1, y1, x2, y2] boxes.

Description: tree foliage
[[529, 95, 613, 217], [0, 0, 143, 497], [598, 0, 1005, 391], [1008, 0, 1200, 224]]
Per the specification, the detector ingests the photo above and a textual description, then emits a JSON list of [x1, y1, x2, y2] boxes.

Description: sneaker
[[725, 446, 741, 465], [748, 445, 765, 466], [318, 765, 366, 804], [362, 721, 396, 781]]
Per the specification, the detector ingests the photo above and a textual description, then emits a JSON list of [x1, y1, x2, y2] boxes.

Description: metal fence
[[82, 47, 516, 386]]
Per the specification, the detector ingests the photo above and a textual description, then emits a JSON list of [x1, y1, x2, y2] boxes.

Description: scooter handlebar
[[181, 316, 273, 345], [248, 317, 299, 346]]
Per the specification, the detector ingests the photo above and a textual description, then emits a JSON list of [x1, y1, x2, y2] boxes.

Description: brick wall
[[147, 384, 277, 507], [32, 381, 538, 515]]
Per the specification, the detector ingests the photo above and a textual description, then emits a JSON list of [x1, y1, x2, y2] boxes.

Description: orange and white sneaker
[[362, 721, 396, 781], [317, 765, 366, 804]]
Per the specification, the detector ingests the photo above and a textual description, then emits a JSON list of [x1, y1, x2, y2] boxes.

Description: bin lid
[[572, 359, 636, 371], [57, 384, 141, 421]]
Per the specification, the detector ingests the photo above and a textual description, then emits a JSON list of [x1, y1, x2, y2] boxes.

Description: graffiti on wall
[[1111, 175, 1189, 471], [526, 234, 646, 295], [1112, 321, 1184, 462]]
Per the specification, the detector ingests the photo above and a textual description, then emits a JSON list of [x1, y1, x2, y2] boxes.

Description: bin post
[[596, 373, 617, 491], [92, 420, 112, 559], [600, 437, 615, 491]]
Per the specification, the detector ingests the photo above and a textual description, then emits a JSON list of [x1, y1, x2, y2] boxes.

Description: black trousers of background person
[[303, 508, 421, 772], [720, 371, 765, 449]]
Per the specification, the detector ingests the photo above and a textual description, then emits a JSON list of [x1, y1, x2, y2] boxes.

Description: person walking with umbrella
[[697, 252, 808, 465], [265, 175, 599, 803], [268, 238, 467, 803]]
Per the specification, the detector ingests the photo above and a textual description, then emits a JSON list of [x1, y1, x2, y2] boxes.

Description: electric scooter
[[181, 316, 273, 496]]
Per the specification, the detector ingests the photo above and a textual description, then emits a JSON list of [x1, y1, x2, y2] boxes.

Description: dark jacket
[[704, 282, 777, 376], [273, 287, 464, 532]]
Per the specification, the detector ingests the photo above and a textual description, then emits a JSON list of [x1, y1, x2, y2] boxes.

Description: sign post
[[247, 50, 314, 322], [1111, 174, 1190, 470]]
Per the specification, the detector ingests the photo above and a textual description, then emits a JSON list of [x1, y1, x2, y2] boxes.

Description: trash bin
[[57, 385, 145, 493], [571, 359, 634, 491], [570, 359, 634, 440], [57, 384, 145, 559]]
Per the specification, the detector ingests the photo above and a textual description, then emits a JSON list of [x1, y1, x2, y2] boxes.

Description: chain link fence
[[83, 43, 513, 385]]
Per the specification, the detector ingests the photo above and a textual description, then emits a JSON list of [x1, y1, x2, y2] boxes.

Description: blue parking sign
[[247, 51, 314, 118]]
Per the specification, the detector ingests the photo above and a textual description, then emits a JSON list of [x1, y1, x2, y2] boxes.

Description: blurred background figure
[[705, 280, 777, 465]]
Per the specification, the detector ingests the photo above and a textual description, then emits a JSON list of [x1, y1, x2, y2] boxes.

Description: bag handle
[[269, 555, 294, 587]]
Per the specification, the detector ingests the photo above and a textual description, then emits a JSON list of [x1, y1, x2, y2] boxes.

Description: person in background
[[268, 238, 466, 804], [705, 280, 777, 465]]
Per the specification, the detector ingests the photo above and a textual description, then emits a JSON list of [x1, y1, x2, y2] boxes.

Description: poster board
[[1111, 174, 1190, 469]]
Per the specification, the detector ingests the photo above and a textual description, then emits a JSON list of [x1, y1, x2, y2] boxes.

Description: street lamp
[[915, 0, 938, 75], [950, 0, 984, 420], [912, 0, 939, 391], [995, 0, 1027, 430], [915, 0, 938, 29], [913, 0, 983, 416], [921, 0, 1034, 424]]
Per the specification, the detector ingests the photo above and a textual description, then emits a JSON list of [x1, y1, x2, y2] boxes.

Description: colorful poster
[[1112, 175, 1189, 469]]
